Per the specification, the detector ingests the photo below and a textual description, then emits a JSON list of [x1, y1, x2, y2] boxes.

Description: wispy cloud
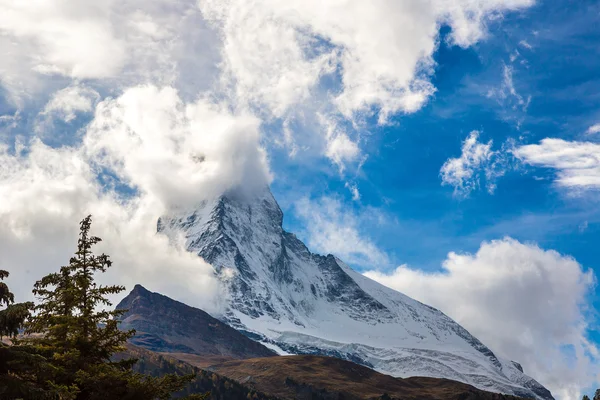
[[515, 139, 600, 191], [294, 196, 389, 267], [488, 64, 531, 113], [518, 39, 533, 49], [345, 182, 361, 201], [440, 131, 509, 197]]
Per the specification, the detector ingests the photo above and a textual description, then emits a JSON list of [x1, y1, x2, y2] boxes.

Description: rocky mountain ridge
[[156, 188, 553, 400], [116, 284, 276, 360]]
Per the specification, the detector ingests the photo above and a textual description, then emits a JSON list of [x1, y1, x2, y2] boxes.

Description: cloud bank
[[0, 85, 271, 312], [365, 238, 598, 400]]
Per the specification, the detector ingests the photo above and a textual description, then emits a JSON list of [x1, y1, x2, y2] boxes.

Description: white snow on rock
[[157, 188, 553, 400]]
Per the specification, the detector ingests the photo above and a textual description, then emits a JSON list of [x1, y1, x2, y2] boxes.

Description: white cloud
[[0, 0, 125, 96], [518, 39, 533, 49], [514, 139, 600, 190], [364, 238, 598, 400], [84, 85, 272, 210], [440, 131, 505, 196], [0, 84, 273, 312], [0, 0, 220, 105], [0, 0, 535, 173], [0, 112, 20, 138], [200, 0, 534, 124], [40, 84, 99, 122], [586, 123, 600, 135], [319, 114, 361, 172], [488, 64, 531, 113], [345, 182, 361, 201], [294, 196, 388, 267]]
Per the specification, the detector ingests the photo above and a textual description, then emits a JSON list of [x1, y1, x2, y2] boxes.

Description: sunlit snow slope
[[157, 188, 553, 400]]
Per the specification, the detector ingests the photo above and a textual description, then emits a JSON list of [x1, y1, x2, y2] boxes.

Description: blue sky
[[0, 0, 598, 398], [266, 1, 600, 396], [272, 0, 600, 341]]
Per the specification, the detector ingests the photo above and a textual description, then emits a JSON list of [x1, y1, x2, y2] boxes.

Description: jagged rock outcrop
[[156, 188, 553, 400], [117, 284, 276, 360]]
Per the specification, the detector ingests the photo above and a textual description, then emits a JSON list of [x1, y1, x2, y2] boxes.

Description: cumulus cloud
[[0, 84, 273, 311], [294, 196, 389, 267], [84, 85, 272, 210], [0, 0, 535, 171], [200, 0, 534, 123], [440, 131, 507, 196], [515, 139, 600, 191], [364, 238, 598, 400], [0, 0, 220, 106], [0, 137, 223, 308]]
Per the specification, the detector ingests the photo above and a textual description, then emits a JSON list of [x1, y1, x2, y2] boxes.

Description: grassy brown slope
[[117, 343, 276, 399], [209, 355, 526, 400], [162, 352, 235, 369]]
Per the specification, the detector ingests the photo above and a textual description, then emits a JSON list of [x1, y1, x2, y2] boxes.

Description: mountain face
[[157, 188, 553, 400], [116, 284, 276, 361]]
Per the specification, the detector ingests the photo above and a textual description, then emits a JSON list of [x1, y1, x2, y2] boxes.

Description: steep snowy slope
[[157, 188, 553, 400]]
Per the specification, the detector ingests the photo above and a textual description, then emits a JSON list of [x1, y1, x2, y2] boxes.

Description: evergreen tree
[[23, 215, 198, 400], [583, 395, 590, 400], [0, 270, 56, 399], [593, 388, 600, 400], [0, 270, 33, 339]]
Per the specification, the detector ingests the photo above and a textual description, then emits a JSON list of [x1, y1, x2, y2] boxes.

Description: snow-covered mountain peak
[[157, 187, 553, 400]]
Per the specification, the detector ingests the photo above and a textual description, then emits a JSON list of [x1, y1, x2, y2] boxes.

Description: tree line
[[0, 215, 208, 400]]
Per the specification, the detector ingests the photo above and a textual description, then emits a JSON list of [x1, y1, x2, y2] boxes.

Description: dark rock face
[[116, 284, 276, 359]]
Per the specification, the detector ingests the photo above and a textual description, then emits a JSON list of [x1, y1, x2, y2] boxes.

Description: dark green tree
[[0, 270, 56, 399], [23, 215, 198, 400], [583, 395, 590, 400], [0, 270, 33, 339], [593, 388, 600, 400]]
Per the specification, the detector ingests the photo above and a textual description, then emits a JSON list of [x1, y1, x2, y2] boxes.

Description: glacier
[[157, 188, 553, 400]]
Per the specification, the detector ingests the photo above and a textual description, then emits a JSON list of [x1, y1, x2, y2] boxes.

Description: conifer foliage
[[15, 215, 200, 400], [0, 270, 33, 339], [26, 215, 133, 374], [0, 270, 53, 398]]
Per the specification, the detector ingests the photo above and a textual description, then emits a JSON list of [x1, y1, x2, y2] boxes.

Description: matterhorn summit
[[157, 187, 553, 400]]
